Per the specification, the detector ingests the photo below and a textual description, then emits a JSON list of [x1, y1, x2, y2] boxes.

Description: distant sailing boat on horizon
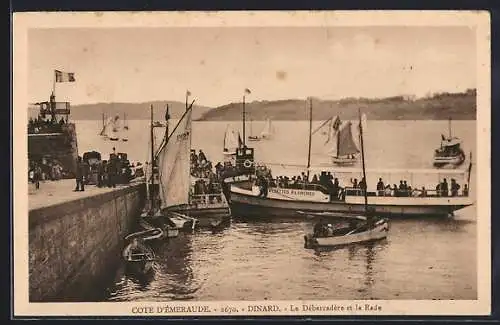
[[313, 115, 363, 167], [121, 113, 129, 142], [223, 124, 243, 155], [99, 114, 120, 141], [248, 117, 274, 141]]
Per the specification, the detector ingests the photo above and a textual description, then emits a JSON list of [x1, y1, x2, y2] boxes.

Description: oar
[[344, 221, 370, 236]]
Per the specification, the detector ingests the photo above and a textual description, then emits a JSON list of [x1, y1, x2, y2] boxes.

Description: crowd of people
[[28, 158, 67, 190], [190, 149, 225, 203], [28, 116, 67, 134], [250, 167, 469, 200]]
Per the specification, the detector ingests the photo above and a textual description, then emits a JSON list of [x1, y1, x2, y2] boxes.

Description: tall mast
[[336, 122, 340, 158], [242, 94, 246, 147], [150, 104, 155, 212], [165, 104, 170, 142], [306, 98, 313, 181], [358, 107, 368, 213], [448, 117, 452, 139]]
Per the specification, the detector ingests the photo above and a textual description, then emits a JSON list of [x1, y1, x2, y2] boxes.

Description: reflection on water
[[104, 214, 476, 301], [99, 120, 476, 301]]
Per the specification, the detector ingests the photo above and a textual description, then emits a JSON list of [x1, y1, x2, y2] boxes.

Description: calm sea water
[[75, 119, 477, 301]]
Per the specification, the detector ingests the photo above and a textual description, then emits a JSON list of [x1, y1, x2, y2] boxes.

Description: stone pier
[[28, 179, 146, 302]]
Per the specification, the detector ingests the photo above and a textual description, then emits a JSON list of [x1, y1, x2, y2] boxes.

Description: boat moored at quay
[[229, 99, 474, 219], [229, 166, 474, 218]]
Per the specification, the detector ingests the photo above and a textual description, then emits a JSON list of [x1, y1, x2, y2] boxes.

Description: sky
[[28, 26, 476, 106]]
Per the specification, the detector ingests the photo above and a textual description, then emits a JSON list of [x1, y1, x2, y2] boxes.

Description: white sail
[[260, 118, 274, 138], [121, 114, 129, 141], [157, 108, 193, 209], [223, 124, 242, 153], [100, 116, 115, 137]]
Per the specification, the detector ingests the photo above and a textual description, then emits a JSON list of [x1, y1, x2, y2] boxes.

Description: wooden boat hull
[[248, 136, 261, 141], [125, 260, 154, 274], [433, 153, 465, 167], [169, 205, 231, 228], [125, 228, 164, 242], [123, 244, 155, 275], [140, 214, 180, 238], [331, 156, 358, 166], [229, 186, 473, 218], [304, 220, 389, 248]]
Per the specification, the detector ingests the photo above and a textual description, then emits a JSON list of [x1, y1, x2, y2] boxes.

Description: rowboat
[[304, 217, 389, 249], [125, 228, 164, 242], [122, 240, 155, 275], [168, 211, 197, 231]]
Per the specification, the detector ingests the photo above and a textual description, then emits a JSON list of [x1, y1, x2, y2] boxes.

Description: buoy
[[243, 159, 253, 168]]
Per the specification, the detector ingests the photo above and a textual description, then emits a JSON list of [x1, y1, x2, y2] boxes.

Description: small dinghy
[[168, 212, 197, 231], [304, 216, 389, 249], [125, 228, 164, 242], [122, 238, 155, 274]]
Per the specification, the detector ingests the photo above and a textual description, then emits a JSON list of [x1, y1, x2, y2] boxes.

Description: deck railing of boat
[[190, 193, 226, 206], [344, 187, 469, 198]]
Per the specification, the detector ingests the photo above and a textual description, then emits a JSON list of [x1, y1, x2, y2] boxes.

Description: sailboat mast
[[448, 117, 452, 139], [358, 107, 368, 212], [306, 98, 313, 181], [165, 104, 170, 142], [336, 123, 340, 158], [242, 95, 246, 147], [150, 104, 155, 212]]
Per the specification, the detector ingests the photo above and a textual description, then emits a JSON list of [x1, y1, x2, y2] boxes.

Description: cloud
[[329, 33, 396, 62]]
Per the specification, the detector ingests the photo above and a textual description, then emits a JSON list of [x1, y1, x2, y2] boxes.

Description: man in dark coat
[[74, 156, 85, 191]]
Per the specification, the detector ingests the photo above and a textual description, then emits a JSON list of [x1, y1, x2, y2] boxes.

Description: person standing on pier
[[108, 154, 118, 188], [74, 156, 85, 192]]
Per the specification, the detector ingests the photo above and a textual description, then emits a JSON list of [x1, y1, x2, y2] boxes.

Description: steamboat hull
[[433, 154, 466, 167], [229, 189, 473, 218]]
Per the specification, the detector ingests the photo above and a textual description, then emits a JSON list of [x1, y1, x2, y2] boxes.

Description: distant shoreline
[[31, 89, 476, 121]]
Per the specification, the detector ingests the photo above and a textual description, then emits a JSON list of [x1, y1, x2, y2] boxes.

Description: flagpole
[[242, 94, 246, 147], [52, 70, 56, 97]]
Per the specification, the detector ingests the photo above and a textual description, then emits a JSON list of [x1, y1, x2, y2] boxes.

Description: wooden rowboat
[[304, 218, 389, 249], [122, 242, 155, 274], [125, 228, 164, 242]]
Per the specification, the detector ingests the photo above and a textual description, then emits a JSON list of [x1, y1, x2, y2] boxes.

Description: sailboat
[[433, 118, 466, 168], [260, 117, 274, 140], [247, 116, 260, 142], [121, 113, 129, 142], [248, 117, 274, 141], [228, 99, 474, 218], [99, 112, 106, 136], [315, 116, 360, 166], [139, 105, 187, 237], [109, 115, 120, 141], [304, 108, 389, 249], [99, 115, 120, 141], [223, 124, 243, 155], [156, 100, 232, 228]]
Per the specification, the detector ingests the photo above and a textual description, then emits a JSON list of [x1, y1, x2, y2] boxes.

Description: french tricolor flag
[[55, 70, 76, 83]]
